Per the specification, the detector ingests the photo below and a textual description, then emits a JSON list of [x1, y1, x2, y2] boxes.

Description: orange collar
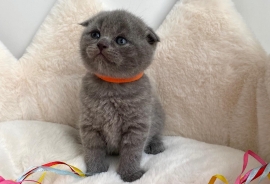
[[95, 72, 144, 83]]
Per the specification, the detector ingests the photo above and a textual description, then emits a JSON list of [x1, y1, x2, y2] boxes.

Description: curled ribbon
[[15, 161, 86, 183], [4, 150, 269, 184], [208, 174, 229, 184], [208, 150, 270, 184]]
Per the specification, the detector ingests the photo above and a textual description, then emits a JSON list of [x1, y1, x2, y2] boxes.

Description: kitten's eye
[[116, 37, 127, 45], [91, 31, 100, 39]]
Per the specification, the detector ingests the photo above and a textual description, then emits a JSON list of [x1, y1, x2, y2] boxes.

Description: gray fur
[[79, 10, 165, 182]]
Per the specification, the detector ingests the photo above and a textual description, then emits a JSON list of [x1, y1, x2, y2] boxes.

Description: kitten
[[79, 10, 165, 182]]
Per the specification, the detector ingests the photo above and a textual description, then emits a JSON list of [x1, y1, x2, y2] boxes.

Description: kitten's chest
[[98, 97, 132, 154], [92, 91, 149, 153], [81, 76, 152, 153]]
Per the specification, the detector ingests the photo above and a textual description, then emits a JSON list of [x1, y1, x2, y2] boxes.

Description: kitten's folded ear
[[79, 16, 97, 27], [146, 27, 160, 45], [79, 11, 109, 27], [79, 19, 91, 27]]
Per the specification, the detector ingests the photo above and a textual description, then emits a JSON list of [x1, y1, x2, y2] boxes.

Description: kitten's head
[[79, 10, 159, 78]]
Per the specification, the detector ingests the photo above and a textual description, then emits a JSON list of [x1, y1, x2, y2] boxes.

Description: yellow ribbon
[[35, 163, 85, 183], [208, 175, 229, 184]]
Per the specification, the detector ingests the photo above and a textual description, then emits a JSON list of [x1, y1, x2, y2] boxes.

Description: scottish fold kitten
[[79, 10, 165, 182]]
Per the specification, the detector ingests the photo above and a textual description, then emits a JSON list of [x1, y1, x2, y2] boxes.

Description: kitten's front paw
[[144, 140, 165, 155], [86, 161, 109, 176], [119, 170, 145, 182]]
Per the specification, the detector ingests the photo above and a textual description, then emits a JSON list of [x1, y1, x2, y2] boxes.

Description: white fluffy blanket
[[0, 120, 267, 184]]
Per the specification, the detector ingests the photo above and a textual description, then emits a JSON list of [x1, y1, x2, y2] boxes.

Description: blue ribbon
[[16, 166, 82, 182], [244, 163, 270, 184]]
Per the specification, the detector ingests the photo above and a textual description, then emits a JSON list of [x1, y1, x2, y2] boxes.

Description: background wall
[[233, 0, 270, 55], [0, 0, 57, 59], [0, 0, 269, 59]]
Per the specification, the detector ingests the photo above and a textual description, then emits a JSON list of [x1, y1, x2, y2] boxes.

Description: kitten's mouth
[[97, 52, 104, 56], [95, 52, 112, 63], [96, 52, 106, 59]]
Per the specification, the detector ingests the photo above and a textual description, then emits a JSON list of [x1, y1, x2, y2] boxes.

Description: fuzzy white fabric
[[0, 0, 101, 127], [0, 120, 268, 184], [0, 0, 269, 160], [146, 0, 270, 161]]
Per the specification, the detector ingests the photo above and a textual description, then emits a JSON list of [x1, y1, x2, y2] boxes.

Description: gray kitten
[[79, 10, 165, 182]]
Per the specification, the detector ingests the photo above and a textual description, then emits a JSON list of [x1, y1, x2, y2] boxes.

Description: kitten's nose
[[97, 39, 109, 51]]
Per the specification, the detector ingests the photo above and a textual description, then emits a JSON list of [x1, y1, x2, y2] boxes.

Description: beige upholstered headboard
[[0, 0, 269, 59]]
